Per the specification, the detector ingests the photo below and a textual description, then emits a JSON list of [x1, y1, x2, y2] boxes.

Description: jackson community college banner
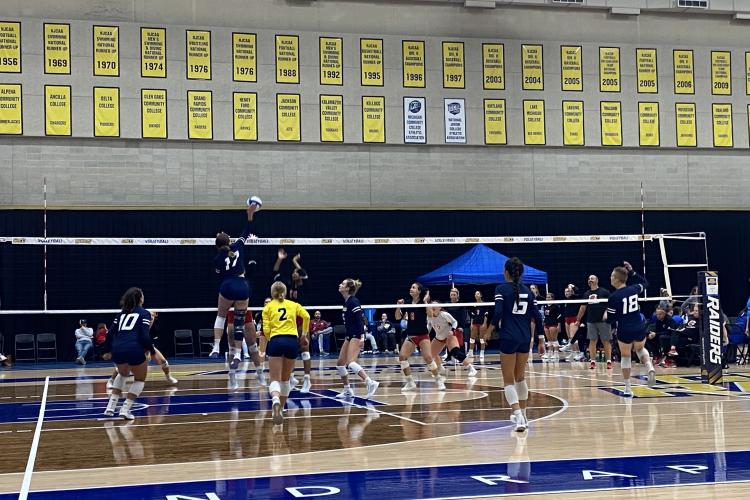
[[444, 98, 466, 144], [403, 97, 426, 144]]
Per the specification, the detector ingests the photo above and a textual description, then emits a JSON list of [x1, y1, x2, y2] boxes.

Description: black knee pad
[[233, 310, 246, 341], [449, 347, 466, 362]]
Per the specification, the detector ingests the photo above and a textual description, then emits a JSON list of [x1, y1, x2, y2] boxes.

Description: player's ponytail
[[215, 232, 235, 258], [120, 287, 144, 312], [271, 281, 287, 301], [504, 257, 524, 307], [344, 278, 362, 295]]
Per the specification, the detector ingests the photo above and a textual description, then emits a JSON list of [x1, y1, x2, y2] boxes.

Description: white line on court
[[18, 376, 49, 500], [308, 390, 427, 426]]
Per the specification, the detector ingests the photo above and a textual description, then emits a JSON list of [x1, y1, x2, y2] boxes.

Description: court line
[[18, 376, 49, 500], [308, 390, 427, 426]]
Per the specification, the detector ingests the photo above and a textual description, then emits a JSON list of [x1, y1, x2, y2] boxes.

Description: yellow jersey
[[262, 299, 310, 339]]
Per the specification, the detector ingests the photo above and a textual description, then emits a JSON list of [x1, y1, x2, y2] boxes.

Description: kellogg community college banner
[[404, 97, 426, 144], [444, 98, 466, 144]]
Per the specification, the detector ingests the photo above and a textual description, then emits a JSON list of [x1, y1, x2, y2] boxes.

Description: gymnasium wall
[[1, 1, 750, 208]]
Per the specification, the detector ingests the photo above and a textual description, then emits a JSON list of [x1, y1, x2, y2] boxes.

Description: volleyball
[[247, 195, 263, 210]]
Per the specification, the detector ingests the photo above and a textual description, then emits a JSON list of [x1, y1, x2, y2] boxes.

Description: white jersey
[[427, 311, 458, 341]]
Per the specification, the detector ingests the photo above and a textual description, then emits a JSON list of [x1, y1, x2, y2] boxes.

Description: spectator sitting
[[376, 313, 397, 354], [646, 307, 679, 366], [309, 310, 333, 356], [363, 328, 379, 355], [0, 352, 11, 368], [680, 286, 701, 315], [74, 319, 94, 365], [658, 288, 673, 310], [93, 322, 108, 359], [668, 305, 685, 327]]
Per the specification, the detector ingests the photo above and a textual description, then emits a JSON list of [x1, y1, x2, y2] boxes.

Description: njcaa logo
[[408, 100, 422, 113], [447, 102, 461, 115]]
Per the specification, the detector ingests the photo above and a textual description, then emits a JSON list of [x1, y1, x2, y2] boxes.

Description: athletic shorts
[[587, 322, 613, 341], [344, 331, 364, 342], [499, 334, 532, 355], [219, 277, 249, 301], [564, 316, 578, 326], [544, 320, 559, 328], [408, 334, 430, 345], [617, 329, 647, 344], [267, 335, 299, 359], [112, 347, 147, 366]]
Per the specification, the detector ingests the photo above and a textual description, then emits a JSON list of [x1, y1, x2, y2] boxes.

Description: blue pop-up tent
[[417, 244, 548, 285]]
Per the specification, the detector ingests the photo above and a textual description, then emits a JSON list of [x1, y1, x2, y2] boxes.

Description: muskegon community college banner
[[403, 97, 426, 144], [444, 98, 466, 143]]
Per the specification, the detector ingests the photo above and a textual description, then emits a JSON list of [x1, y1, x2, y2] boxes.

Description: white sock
[[213, 340, 220, 350], [406, 375, 414, 383]]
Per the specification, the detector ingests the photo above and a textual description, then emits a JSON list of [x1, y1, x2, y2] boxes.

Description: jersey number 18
[[621, 295, 638, 314]]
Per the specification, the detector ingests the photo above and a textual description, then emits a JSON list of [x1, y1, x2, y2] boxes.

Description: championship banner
[[141, 27, 166, 78], [403, 97, 426, 144], [636, 48, 657, 93], [746, 52, 750, 95], [0, 21, 21, 73], [360, 38, 383, 86], [523, 100, 545, 145], [599, 47, 620, 92], [320, 94, 343, 142], [232, 33, 256, 82], [482, 43, 504, 90], [699, 271, 723, 385], [600, 101, 622, 146], [44, 85, 71, 136], [187, 90, 212, 140], [560, 46, 582, 92], [402, 40, 425, 88], [711, 51, 731, 96], [712, 103, 733, 148], [0, 83, 22, 134], [522, 44, 543, 90], [275, 35, 299, 84], [44, 23, 70, 74], [186, 30, 211, 80], [93, 26, 119, 76], [483, 99, 506, 145], [673, 50, 694, 94], [233, 92, 257, 141], [141, 89, 167, 139], [638, 102, 659, 147], [320, 37, 343, 85], [442, 41, 464, 89], [276, 93, 301, 141], [93, 87, 119, 137], [362, 96, 385, 143], [675, 102, 697, 147], [562, 100, 584, 146], [444, 98, 466, 144]]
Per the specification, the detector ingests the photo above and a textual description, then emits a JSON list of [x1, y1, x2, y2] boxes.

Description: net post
[[699, 271, 723, 385]]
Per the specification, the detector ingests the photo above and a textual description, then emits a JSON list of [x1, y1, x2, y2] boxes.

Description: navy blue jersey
[[492, 283, 544, 338], [214, 222, 254, 281], [343, 296, 366, 338], [404, 302, 428, 336], [470, 304, 490, 325], [106, 306, 154, 353], [606, 272, 649, 334], [544, 304, 562, 326]]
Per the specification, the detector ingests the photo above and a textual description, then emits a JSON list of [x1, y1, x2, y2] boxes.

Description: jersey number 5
[[278, 308, 287, 321], [621, 295, 639, 314]]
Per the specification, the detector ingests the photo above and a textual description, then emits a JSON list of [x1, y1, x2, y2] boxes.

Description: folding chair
[[173, 329, 195, 357], [198, 329, 215, 356], [36, 333, 58, 362], [333, 325, 346, 354], [14, 334, 36, 362]]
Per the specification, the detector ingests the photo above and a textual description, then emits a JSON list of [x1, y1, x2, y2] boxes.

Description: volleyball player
[[530, 285, 546, 358], [487, 258, 544, 432], [542, 292, 562, 360], [255, 297, 272, 357], [561, 284, 585, 361], [605, 261, 656, 396], [468, 291, 490, 361], [106, 344, 176, 390], [335, 279, 380, 399], [263, 281, 310, 425], [428, 302, 478, 377], [226, 308, 266, 386], [102, 287, 154, 420], [396, 283, 445, 391], [444, 288, 469, 361]]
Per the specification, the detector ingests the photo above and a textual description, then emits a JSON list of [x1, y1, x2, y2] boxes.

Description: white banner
[[403, 97, 426, 144], [444, 98, 466, 143]]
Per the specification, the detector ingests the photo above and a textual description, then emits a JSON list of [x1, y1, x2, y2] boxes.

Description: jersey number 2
[[621, 295, 639, 314], [278, 308, 287, 321]]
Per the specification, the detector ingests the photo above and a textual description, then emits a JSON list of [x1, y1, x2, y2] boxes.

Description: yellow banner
[[360, 38, 383, 86], [711, 51, 731, 96], [320, 94, 343, 142], [93, 26, 119, 76], [233, 92, 257, 141], [483, 99, 506, 145], [186, 30, 211, 80], [599, 47, 620, 92], [44, 85, 71, 136], [712, 103, 733, 147], [443, 41, 464, 89], [562, 100, 584, 146], [277, 93, 301, 141], [600, 101, 622, 146], [0, 84, 22, 134], [523, 100, 545, 145], [276, 35, 300, 84], [141, 89, 167, 138], [187, 90, 212, 140], [746, 52, 750, 95], [482, 43, 504, 90], [522, 45, 543, 90], [560, 46, 582, 92], [403, 40, 425, 88], [141, 28, 166, 78], [233, 33, 256, 82], [44, 23, 70, 74], [362, 96, 385, 143], [320, 37, 343, 85], [93, 87, 119, 137], [674, 50, 694, 94], [0, 22, 22, 73], [638, 102, 659, 146], [636, 48, 658, 93], [675, 103, 696, 147]]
